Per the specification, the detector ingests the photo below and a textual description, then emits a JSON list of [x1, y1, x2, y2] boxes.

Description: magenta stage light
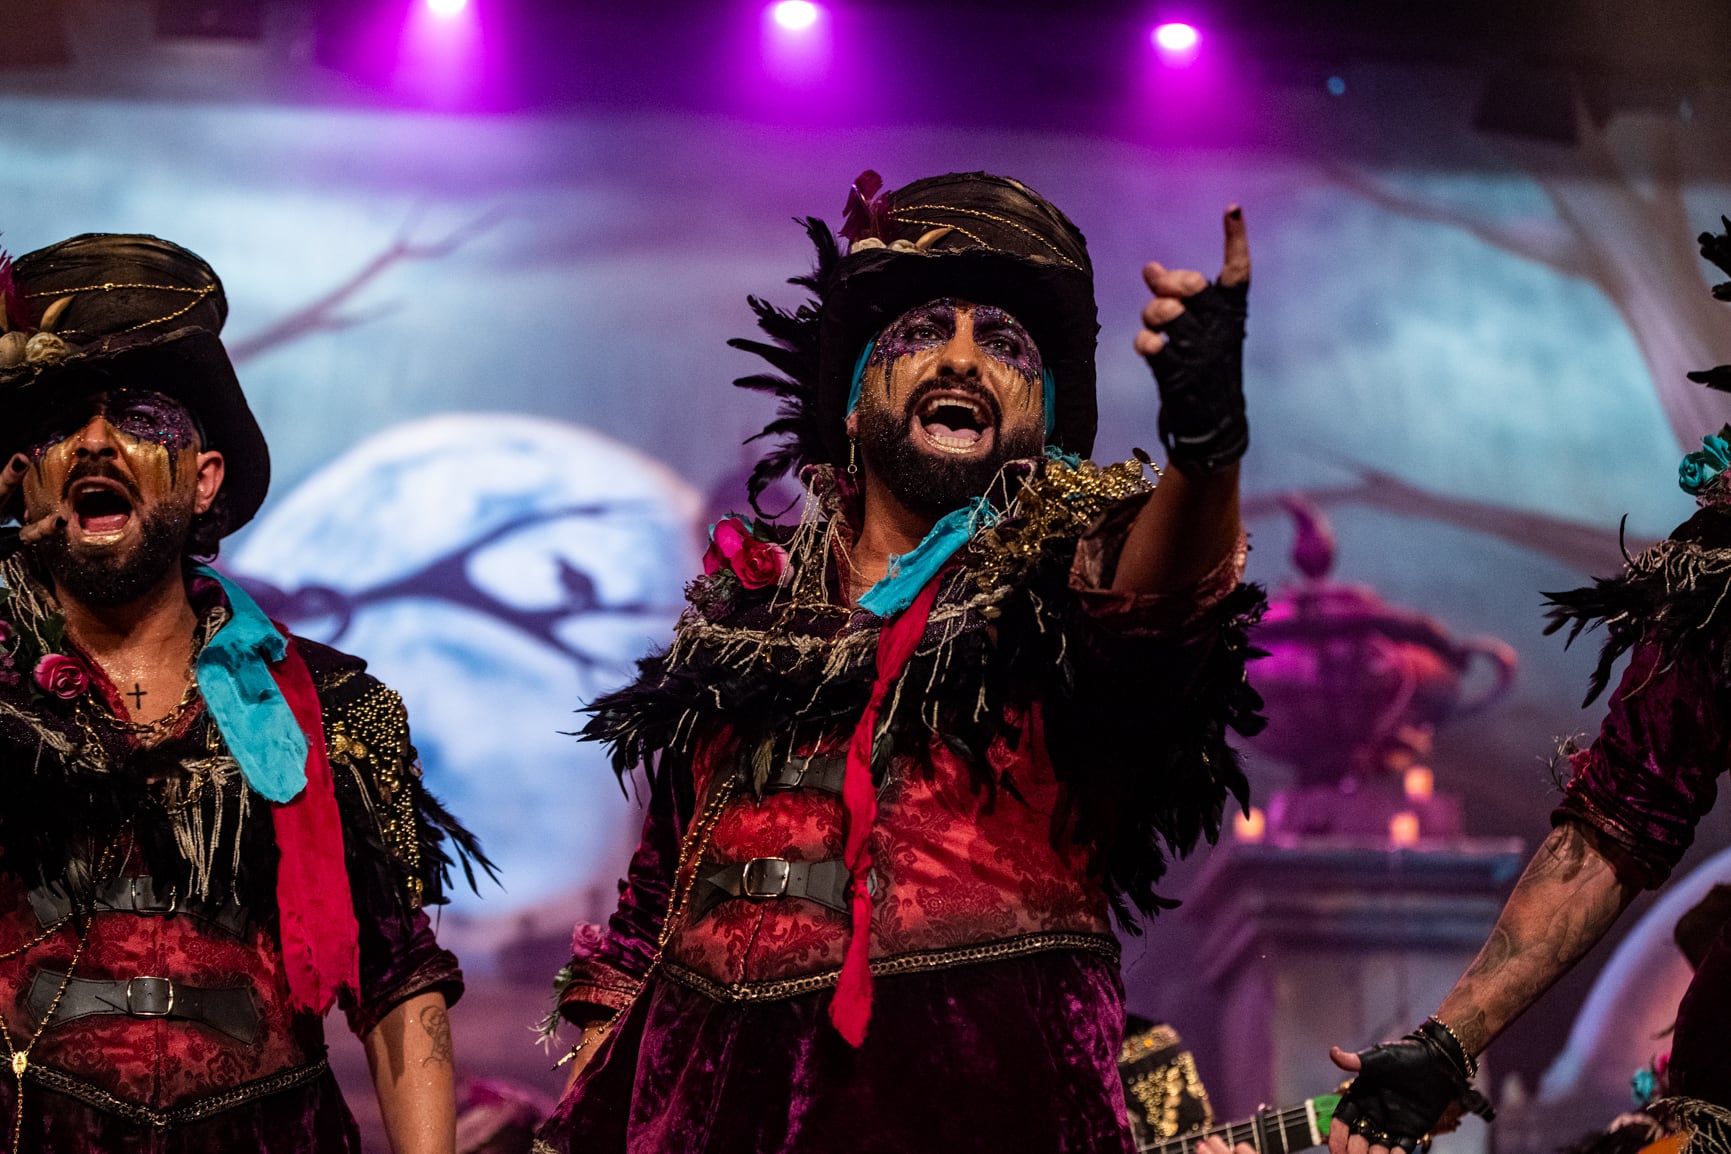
[[1151, 21, 1200, 65], [772, 1, 820, 31], [426, 0, 468, 15]]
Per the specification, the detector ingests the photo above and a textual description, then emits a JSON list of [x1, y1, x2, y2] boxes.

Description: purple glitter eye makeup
[[107, 391, 201, 453], [870, 300, 1043, 387], [24, 391, 202, 458]]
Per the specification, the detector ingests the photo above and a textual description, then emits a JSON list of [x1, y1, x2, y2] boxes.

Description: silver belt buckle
[[125, 976, 175, 1018], [741, 857, 791, 900]]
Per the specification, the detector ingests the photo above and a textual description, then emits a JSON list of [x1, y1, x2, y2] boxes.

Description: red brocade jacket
[[0, 568, 473, 1152], [555, 461, 1265, 1027]]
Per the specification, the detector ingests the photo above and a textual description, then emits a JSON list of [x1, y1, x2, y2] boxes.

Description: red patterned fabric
[[665, 699, 1111, 989], [0, 870, 317, 1112], [268, 638, 360, 1014]]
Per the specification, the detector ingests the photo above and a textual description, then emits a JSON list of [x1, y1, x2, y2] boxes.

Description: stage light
[[1151, 22, 1200, 66], [1153, 22, 1197, 51], [772, 1, 819, 31], [426, 0, 467, 15]]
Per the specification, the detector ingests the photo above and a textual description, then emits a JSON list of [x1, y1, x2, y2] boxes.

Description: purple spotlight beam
[[427, 0, 469, 15]]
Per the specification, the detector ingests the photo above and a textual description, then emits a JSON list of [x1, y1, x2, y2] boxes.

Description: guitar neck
[[1140, 1095, 1341, 1154]]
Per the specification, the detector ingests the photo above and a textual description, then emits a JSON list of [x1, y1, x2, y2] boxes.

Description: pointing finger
[[1329, 1045, 1362, 1073], [1220, 205, 1249, 286]]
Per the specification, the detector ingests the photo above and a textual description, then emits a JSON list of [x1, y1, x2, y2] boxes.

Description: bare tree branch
[[1322, 163, 1595, 282], [1244, 464, 1650, 577], [228, 207, 505, 364]]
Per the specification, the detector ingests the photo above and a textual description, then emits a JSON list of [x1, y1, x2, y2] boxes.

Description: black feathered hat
[[0, 233, 269, 535], [730, 171, 1099, 511]]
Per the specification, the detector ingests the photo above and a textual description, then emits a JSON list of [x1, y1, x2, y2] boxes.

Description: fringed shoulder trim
[[1545, 508, 1731, 706]]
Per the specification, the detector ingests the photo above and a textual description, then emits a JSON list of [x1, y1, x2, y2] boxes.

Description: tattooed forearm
[[1436, 821, 1638, 1056], [418, 1004, 453, 1067]]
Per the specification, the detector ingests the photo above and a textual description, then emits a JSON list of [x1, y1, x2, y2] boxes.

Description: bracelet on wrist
[[1423, 1015, 1479, 1080]]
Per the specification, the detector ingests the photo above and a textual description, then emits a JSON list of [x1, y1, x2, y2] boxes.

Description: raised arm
[[1113, 207, 1248, 595]]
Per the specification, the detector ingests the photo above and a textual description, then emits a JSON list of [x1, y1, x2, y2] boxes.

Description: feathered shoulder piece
[[727, 215, 845, 515], [1544, 508, 1731, 706]]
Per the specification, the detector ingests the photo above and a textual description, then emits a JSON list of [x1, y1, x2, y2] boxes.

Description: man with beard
[[0, 233, 485, 1153], [536, 171, 1263, 1153]]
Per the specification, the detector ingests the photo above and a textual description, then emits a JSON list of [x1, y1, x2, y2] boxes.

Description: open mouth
[[69, 480, 135, 538], [913, 391, 997, 455]]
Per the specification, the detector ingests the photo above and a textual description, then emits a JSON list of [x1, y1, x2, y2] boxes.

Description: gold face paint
[[21, 391, 203, 555]]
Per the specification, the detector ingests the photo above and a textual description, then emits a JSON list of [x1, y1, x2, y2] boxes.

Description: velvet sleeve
[[555, 757, 689, 1026], [1554, 635, 1730, 889], [343, 906, 465, 1036]]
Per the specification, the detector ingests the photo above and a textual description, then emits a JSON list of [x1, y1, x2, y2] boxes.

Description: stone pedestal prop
[[1188, 839, 1523, 1154]]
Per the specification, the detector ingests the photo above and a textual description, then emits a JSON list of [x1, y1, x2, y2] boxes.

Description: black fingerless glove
[[1149, 280, 1249, 473], [1333, 1019, 1495, 1152]]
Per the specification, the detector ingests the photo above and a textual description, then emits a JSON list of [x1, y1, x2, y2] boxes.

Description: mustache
[[902, 377, 1003, 426], [62, 460, 142, 504]]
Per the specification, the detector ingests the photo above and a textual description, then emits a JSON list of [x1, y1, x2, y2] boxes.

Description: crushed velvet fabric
[[0, 1065, 362, 1154], [540, 951, 1134, 1154], [1553, 636, 1728, 888], [1672, 917, 1731, 1108]]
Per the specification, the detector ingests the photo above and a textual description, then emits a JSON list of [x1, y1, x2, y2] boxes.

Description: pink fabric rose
[[732, 536, 786, 589], [33, 653, 90, 700], [569, 921, 606, 960], [702, 516, 788, 589]]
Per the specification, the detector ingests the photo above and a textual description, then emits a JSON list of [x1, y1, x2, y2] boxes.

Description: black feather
[[729, 217, 843, 517]]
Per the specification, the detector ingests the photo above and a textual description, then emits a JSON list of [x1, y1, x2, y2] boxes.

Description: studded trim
[[23, 1057, 330, 1130], [661, 931, 1119, 1005]]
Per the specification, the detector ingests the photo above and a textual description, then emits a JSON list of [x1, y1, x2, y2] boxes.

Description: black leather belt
[[690, 856, 876, 921], [735, 752, 848, 796], [27, 877, 248, 939], [26, 971, 262, 1047]]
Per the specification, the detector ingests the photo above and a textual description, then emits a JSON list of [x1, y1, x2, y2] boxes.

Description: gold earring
[[847, 438, 858, 475]]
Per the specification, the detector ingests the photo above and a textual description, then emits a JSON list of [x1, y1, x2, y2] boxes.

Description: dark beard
[[36, 507, 192, 608], [857, 402, 1043, 520]]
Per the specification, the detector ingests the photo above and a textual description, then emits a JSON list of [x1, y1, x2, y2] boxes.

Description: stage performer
[[536, 170, 1265, 1153], [0, 233, 487, 1153], [1325, 220, 1731, 1154]]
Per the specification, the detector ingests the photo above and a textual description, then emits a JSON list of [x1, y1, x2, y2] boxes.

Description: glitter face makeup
[[23, 390, 201, 461], [18, 390, 211, 585], [868, 299, 1044, 390], [852, 297, 1048, 519]]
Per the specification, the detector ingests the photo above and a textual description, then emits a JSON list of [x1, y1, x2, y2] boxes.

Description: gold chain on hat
[[889, 203, 1085, 271], [20, 282, 217, 336]]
